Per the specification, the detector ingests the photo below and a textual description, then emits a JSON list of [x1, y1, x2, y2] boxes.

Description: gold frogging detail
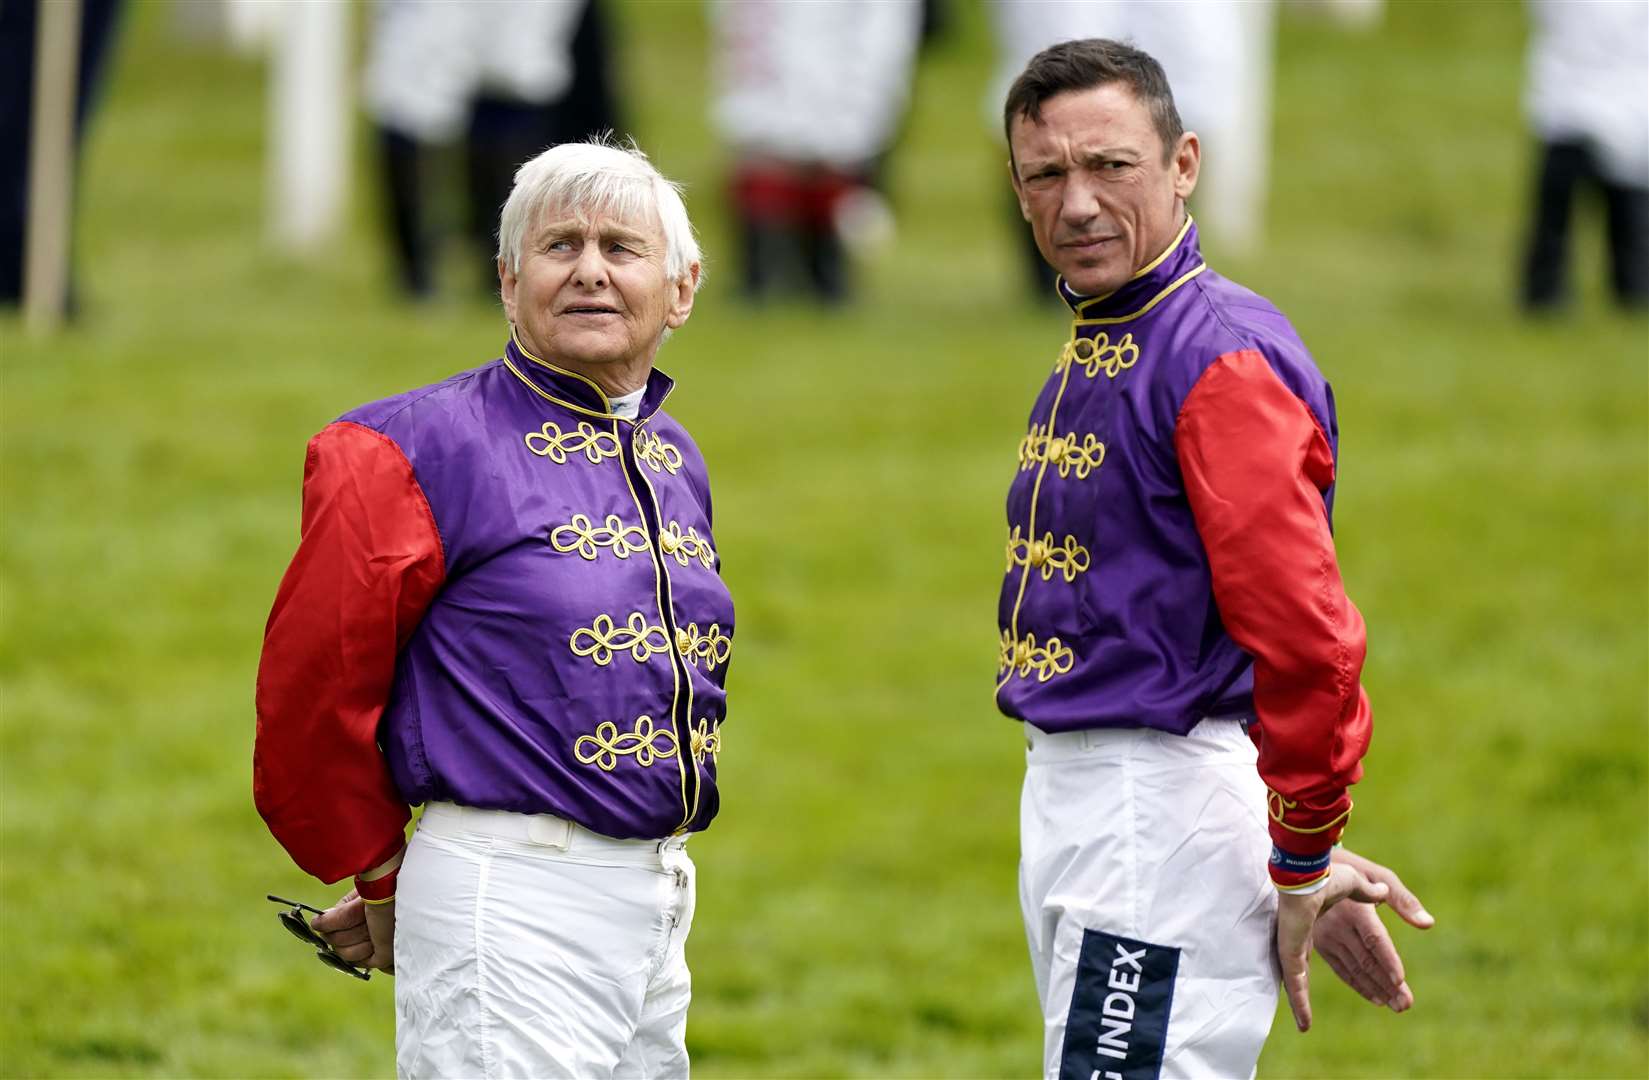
[[550, 514, 650, 561], [658, 521, 716, 570], [998, 629, 1075, 683], [1018, 423, 1107, 480], [525, 421, 622, 464], [674, 622, 732, 671], [1267, 789, 1354, 835], [1005, 526, 1091, 583], [571, 613, 671, 666], [635, 430, 683, 474], [575, 717, 679, 772], [1056, 332, 1140, 380], [690, 718, 722, 765]]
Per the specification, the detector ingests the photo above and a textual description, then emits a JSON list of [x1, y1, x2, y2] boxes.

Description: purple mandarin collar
[[1057, 216, 1203, 319], [503, 333, 675, 420]]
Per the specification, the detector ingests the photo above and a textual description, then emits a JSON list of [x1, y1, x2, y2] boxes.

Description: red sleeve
[[1173, 350, 1372, 890], [253, 421, 446, 885]]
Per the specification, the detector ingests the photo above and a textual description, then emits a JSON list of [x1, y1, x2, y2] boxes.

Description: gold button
[[1030, 542, 1049, 566], [660, 534, 679, 553], [1015, 640, 1031, 662], [676, 628, 692, 652], [1047, 438, 1067, 461]]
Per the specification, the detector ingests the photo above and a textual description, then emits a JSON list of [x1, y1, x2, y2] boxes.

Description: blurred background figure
[[1520, 0, 1649, 314], [712, 0, 923, 305], [363, 0, 623, 301], [1, 0, 125, 314], [988, 0, 1277, 296]]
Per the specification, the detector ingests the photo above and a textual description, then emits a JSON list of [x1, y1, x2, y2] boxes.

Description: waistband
[[1024, 715, 1253, 766], [416, 802, 687, 866]]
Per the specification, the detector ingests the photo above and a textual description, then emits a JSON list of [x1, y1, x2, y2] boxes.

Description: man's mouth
[[1060, 235, 1117, 252], [562, 304, 621, 316]]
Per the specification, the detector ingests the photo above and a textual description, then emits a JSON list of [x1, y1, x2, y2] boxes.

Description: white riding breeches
[[1020, 719, 1279, 1080], [394, 802, 696, 1080]]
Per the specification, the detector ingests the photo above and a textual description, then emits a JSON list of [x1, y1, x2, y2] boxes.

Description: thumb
[[1322, 865, 1388, 908], [311, 891, 364, 932], [1384, 879, 1436, 930], [1344, 871, 1390, 906]]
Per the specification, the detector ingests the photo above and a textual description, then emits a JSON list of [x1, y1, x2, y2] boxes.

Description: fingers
[[330, 924, 376, 964], [1334, 849, 1435, 929], [1320, 865, 1389, 911], [1277, 903, 1316, 1031], [1281, 943, 1313, 1032], [1380, 874, 1435, 930], [311, 891, 365, 934], [1313, 900, 1419, 1017], [1316, 937, 1390, 1005], [328, 936, 371, 962], [362, 897, 397, 974], [1358, 911, 1406, 990]]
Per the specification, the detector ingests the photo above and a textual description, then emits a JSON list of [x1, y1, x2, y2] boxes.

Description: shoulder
[[1167, 271, 1339, 437], [331, 359, 507, 457], [1156, 270, 1331, 409], [337, 359, 503, 435]]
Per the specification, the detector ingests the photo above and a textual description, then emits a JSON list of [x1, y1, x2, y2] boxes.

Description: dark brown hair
[[1003, 39, 1184, 162]]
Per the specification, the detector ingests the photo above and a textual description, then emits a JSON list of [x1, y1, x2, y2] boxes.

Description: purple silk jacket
[[998, 217, 1340, 734], [995, 217, 1375, 875], [255, 335, 734, 883]]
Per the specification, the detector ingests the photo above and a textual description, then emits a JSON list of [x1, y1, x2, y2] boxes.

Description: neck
[[514, 329, 656, 398]]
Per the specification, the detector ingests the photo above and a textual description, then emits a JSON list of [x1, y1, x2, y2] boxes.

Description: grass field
[[2, 1, 1646, 1077]]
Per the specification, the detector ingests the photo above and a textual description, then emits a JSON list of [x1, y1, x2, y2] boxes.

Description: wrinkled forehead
[[528, 176, 664, 241], [1010, 82, 1162, 162]]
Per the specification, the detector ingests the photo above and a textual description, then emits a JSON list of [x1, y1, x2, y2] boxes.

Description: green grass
[[3, 1, 1646, 1077]]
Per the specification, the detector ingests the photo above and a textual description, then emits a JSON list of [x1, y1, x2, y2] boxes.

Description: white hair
[[496, 137, 703, 291]]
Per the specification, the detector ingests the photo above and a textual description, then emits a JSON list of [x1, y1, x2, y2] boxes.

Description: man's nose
[[1060, 173, 1103, 227], [572, 243, 608, 288]]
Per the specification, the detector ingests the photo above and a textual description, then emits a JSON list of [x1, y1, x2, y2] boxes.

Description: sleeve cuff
[[354, 845, 405, 902], [1269, 844, 1333, 891]]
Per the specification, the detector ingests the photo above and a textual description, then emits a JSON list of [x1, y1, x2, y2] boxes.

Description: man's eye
[[547, 240, 574, 252], [1103, 161, 1130, 171], [609, 242, 632, 254]]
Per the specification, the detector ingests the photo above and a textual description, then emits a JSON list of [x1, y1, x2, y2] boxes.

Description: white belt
[[417, 802, 686, 866], [1024, 715, 1251, 763]]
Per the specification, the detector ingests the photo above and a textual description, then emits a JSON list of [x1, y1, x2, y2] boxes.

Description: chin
[[1062, 270, 1126, 297], [553, 335, 630, 366], [1055, 255, 1127, 297]]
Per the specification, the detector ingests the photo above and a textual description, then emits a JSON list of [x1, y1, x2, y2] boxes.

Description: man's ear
[[665, 262, 700, 330], [498, 258, 518, 322], [1172, 131, 1201, 201]]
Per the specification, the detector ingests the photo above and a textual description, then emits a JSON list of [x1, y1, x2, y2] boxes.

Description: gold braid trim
[[1005, 526, 1091, 583], [635, 430, 683, 474], [1267, 789, 1354, 835], [690, 718, 722, 765], [574, 716, 679, 772], [1018, 423, 1107, 480], [570, 612, 671, 666], [1055, 332, 1140, 380], [674, 622, 733, 671], [550, 513, 650, 562], [658, 521, 716, 570], [998, 629, 1075, 683], [524, 421, 622, 464]]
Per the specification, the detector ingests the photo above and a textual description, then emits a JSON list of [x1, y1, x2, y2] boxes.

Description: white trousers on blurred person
[[394, 802, 696, 1080], [1020, 719, 1278, 1080]]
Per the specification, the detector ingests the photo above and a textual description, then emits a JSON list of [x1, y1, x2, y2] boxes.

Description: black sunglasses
[[267, 894, 371, 981]]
